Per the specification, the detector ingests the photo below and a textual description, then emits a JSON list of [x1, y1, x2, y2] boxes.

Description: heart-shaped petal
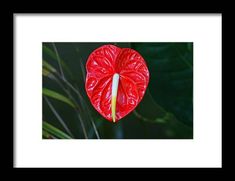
[[85, 45, 149, 123]]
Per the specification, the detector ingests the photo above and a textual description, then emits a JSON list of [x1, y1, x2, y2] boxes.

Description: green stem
[[52, 43, 65, 79], [44, 96, 74, 137], [51, 76, 89, 139], [76, 113, 88, 139], [60, 77, 100, 139], [43, 121, 72, 139]]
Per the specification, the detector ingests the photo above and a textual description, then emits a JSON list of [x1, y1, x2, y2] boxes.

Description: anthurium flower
[[85, 45, 150, 123]]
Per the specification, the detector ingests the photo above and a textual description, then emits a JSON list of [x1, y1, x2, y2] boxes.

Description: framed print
[[14, 14, 222, 167]]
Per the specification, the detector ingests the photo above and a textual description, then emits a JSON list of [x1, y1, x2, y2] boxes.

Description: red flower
[[85, 45, 150, 123]]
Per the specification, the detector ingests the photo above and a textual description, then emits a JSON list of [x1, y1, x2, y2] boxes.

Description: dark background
[[43, 42, 193, 139]]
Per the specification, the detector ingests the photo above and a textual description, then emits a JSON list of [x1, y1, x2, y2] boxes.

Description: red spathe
[[85, 45, 150, 122]]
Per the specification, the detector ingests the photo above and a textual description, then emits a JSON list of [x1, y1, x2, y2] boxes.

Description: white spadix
[[111, 73, 120, 122]]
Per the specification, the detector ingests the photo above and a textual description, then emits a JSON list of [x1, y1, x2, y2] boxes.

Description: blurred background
[[43, 42, 193, 139]]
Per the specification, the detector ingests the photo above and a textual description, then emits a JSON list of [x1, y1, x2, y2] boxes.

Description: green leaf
[[132, 43, 193, 127], [43, 45, 73, 78], [43, 121, 72, 139], [43, 60, 57, 73], [43, 68, 50, 77], [43, 130, 52, 139], [43, 88, 76, 108], [43, 45, 58, 60]]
